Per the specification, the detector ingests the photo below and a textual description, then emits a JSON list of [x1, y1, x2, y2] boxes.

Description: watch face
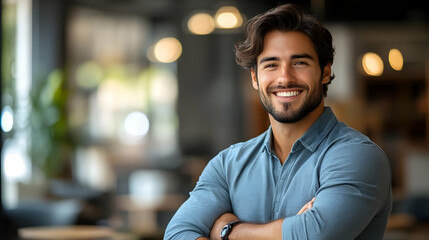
[[220, 225, 231, 238]]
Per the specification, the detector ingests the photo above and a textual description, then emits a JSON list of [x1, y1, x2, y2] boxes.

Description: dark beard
[[259, 82, 323, 123]]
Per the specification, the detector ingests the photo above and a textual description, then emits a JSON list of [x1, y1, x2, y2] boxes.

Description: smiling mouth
[[275, 90, 301, 97]]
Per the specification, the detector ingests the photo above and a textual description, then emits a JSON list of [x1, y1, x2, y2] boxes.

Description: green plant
[[30, 69, 73, 179]]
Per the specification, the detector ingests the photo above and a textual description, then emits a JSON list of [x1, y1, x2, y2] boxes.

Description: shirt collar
[[298, 106, 338, 152], [261, 106, 338, 153], [262, 126, 273, 154]]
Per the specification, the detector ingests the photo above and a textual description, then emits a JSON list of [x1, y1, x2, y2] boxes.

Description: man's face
[[251, 31, 331, 123]]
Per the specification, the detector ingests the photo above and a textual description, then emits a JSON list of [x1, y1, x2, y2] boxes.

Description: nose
[[278, 64, 294, 85]]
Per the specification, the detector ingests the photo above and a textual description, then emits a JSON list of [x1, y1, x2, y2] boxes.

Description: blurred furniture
[[6, 199, 82, 228], [49, 180, 113, 226], [18, 225, 112, 240], [112, 194, 185, 238], [111, 166, 193, 238], [385, 146, 429, 240]]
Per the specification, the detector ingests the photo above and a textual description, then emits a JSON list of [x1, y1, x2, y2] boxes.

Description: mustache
[[267, 84, 308, 92]]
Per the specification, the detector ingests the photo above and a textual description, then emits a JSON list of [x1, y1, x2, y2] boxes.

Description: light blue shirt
[[164, 107, 392, 240]]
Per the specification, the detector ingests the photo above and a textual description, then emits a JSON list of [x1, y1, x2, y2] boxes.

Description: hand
[[210, 213, 239, 240], [296, 197, 315, 215]]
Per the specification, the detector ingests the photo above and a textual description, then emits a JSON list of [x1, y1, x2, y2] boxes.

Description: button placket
[[270, 152, 281, 220], [274, 152, 296, 218]]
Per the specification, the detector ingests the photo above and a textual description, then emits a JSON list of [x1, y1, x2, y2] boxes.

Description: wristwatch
[[220, 220, 242, 240]]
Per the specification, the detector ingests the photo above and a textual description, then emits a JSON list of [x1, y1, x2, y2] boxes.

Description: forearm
[[209, 199, 314, 240], [165, 154, 233, 240], [229, 219, 283, 240]]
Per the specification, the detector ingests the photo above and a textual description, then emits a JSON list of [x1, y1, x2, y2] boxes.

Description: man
[[164, 4, 391, 240]]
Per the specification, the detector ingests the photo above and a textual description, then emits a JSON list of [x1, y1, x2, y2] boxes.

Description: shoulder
[[327, 121, 372, 145], [317, 122, 392, 207], [207, 129, 269, 170], [326, 121, 384, 156], [321, 122, 391, 181], [229, 130, 268, 153], [219, 129, 268, 157]]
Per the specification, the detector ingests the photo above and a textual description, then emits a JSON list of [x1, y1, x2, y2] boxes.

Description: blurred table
[[18, 225, 113, 239], [113, 194, 185, 236]]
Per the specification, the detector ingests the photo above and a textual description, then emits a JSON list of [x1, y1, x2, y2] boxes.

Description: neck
[[270, 103, 325, 164]]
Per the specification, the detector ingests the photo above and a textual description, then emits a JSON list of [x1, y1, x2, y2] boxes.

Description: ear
[[251, 68, 259, 90], [321, 64, 332, 84]]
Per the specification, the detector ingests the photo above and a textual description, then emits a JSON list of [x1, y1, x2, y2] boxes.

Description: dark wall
[[177, 32, 246, 157]]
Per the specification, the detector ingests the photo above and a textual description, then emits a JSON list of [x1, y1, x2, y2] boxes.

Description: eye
[[264, 63, 277, 69], [294, 61, 308, 66]]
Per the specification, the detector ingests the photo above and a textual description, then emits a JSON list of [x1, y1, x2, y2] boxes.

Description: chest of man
[[227, 148, 321, 223]]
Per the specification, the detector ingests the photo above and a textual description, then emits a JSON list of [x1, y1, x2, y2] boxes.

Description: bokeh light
[[1, 106, 14, 132], [153, 37, 182, 63], [215, 6, 243, 29], [124, 111, 150, 137], [388, 48, 404, 71], [2, 142, 29, 180], [362, 52, 384, 76], [187, 13, 215, 35]]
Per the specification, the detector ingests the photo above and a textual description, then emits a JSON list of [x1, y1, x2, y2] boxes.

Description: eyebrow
[[259, 57, 279, 64], [291, 53, 314, 60], [258, 53, 314, 65]]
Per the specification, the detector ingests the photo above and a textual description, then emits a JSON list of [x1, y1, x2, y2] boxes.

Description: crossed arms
[[164, 143, 391, 240], [197, 198, 315, 240]]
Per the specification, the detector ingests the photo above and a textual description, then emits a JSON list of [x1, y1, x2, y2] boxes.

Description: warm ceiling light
[[388, 48, 403, 71], [215, 6, 243, 29], [362, 52, 384, 76], [187, 13, 215, 35], [153, 37, 182, 63]]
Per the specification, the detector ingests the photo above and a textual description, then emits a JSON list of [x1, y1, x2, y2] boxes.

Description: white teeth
[[276, 91, 300, 97]]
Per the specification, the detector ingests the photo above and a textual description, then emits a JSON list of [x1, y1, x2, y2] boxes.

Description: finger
[[308, 201, 313, 209], [297, 198, 316, 215], [297, 202, 310, 215], [309, 197, 315, 207], [297, 206, 305, 215]]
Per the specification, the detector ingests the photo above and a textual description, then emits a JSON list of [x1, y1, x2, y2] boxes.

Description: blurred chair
[[5, 199, 82, 228], [48, 179, 113, 226]]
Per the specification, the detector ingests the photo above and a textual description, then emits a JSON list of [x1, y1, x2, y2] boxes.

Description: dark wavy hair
[[234, 4, 335, 96]]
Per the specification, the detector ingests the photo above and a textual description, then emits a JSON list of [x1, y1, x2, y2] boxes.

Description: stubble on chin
[[259, 87, 323, 124]]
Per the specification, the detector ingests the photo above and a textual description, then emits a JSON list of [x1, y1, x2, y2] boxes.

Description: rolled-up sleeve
[[282, 143, 391, 240], [164, 151, 232, 240]]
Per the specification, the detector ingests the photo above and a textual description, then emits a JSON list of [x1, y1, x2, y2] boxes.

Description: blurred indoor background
[[1, 0, 429, 239]]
